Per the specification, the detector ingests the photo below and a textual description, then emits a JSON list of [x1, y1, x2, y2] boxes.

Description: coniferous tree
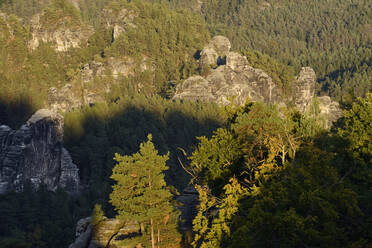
[[109, 134, 179, 248]]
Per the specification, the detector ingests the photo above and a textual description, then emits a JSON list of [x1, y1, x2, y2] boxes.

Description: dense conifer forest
[[0, 0, 371, 247]]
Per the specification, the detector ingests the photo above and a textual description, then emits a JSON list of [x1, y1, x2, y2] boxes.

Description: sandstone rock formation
[[174, 50, 283, 106], [0, 109, 79, 194], [199, 35, 231, 68], [48, 56, 152, 112], [28, 12, 93, 52], [293, 67, 316, 112], [102, 8, 136, 41], [82, 56, 151, 82], [69, 217, 140, 248], [48, 83, 104, 113], [317, 96, 343, 126], [174, 36, 343, 126]]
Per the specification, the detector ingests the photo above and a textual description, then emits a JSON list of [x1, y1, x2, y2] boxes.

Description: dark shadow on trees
[[0, 94, 39, 129]]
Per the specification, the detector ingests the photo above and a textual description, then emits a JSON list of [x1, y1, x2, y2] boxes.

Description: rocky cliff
[[175, 51, 283, 106], [174, 36, 343, 126], [0, 109, 79, 194], [28, 5, 93, 52]]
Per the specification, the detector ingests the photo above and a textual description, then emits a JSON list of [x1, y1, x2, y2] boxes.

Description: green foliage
[[110, 134, 172, 221], [0, 186, 90, 248], [232, 103, 301, 183], [200, 0, 372, 102], [104, 0, 209, 95], [91, 204, 105, 226], [110, 134, 180, 247], [244, 50, 295, 96], [338, 93, 372, 164], [41, 0, 81, 30], [189, 100, 370, 247], [192, 178, 244, 248], [227, 146, 365, 248], [0, 0, 50, 20], [190, 128, 243, 192]]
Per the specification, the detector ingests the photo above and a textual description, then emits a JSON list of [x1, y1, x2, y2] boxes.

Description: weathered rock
[[28, 12, 93, 52], [318, 96, 343, 127], [199, 36, 231, 68], [48, 55, 152, 113], [69, 217, 140, 248], [109, 221, 141, 247], [89, 218, 125, 248], [174, 52, 283, 106], [174, 37, 343, 126], [102, 8, 136, 41], [199, 47, 219, 68], [209, 36, 231, 57], [48, 84, 104, 113], [0, 109, 79, 194], [293, 67, 316, 112]]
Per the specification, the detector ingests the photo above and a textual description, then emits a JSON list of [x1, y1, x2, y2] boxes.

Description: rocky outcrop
[[292, 68, 343, 127], [69, 217, 140, 248], [102, 8, 136, 41], [82, 56, 151, 82], [174, 51, 283, 106], [48, 84, 104, 113], [0, 109, 79, 194], [293, 67, 316, 112], [317, 96, 343, 126], [48, 56, 152, 112], [28, 12, 93, 52], [199, 35, 231, 68], [174, 36, 343, 126]]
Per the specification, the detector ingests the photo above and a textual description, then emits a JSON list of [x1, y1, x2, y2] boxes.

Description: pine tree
[[109, 134, 176, 248]]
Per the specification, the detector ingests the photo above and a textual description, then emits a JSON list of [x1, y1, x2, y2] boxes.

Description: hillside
[[0, 0, 371, 247]]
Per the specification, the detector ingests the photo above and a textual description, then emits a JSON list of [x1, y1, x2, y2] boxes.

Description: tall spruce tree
[[109, 134, 176, 248]]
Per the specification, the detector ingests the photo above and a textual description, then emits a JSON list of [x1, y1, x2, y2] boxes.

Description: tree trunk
[[157, 224, 160, 248], [151, 218, 155, 248]]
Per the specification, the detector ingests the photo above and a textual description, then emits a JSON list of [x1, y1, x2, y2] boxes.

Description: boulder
[[69, 217, 141, 248], [0, 109, 79, 194], [89, 219, 125, 248]]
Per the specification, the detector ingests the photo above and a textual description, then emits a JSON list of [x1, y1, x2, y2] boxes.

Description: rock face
[[48, 84, 104, 113], [69, 217, 140, 248], [174, 36, 343, 126], [293, 67, 316, 112], [317, 96, 343, 126], [199, 35, 231, 68], [174, 50, 283, 106], [0, 109, 79, 194], [102, 8, 136, 41], [28, 12, 93, 52], [82, 56, 151, 82], [48, 56, 151, 113]]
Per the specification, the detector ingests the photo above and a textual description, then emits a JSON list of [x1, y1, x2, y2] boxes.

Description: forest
[[0, 0, 371, 247]]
